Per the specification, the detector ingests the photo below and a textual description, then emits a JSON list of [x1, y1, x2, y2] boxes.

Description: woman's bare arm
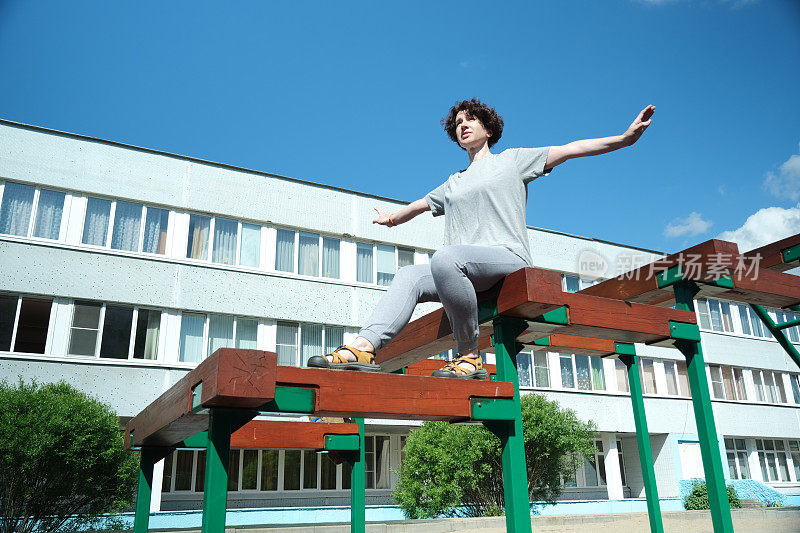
[[373, 198, 431, 227], [545, 105, 655, 170]]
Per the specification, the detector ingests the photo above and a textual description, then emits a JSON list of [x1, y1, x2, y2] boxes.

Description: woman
[[308, 99, 654, 378]]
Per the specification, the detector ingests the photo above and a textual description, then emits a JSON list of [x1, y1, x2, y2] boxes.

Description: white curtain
[[300, 323, 323, 364], [275, 229, 295, 272], [239, 223, 261, 267], [32, 189, 65, 240], [111, 201, 142, 251], [235, 319, 258, 349], [186, 215, 210, 259], [322, 237, 340, 278], [533, 352, 550, 387], [180, 313, 205, 363], [0, 182, 35, 236], [516, 352, 532, 387], [298, 232, 319, 276], [142, 207, 169, 254], [356, 243, 373, 283], [212, 217, 237, 265], [575, 354, 592, 390], [590, 356, 605, 390], [376, 244, 395, 286], [324, 326, 344, 353], [208, 314, 234, 356], [397, 247, 415, 268], [276, 321, 298, 366], [82, 197, 111, 246], [140, 310, 160, 360]]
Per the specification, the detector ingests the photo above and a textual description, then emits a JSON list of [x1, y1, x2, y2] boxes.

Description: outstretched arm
[[545, 105, 655, 170], [373, 198, 431, 227]]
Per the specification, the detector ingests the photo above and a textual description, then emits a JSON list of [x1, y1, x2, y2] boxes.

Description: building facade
[[1, 119, 799, 515]]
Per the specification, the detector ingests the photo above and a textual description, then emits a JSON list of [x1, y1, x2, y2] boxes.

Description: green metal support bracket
[[672, 282, 734, 533], [656, 264, 684, 288], [532, 336, 551, 347], [324, 434, 360, 451], [750, 304, 800, 371], [783, 242, 800, 264], [617, 347, 664, 533], [260, 386, 315, 413], [669, 321, 701, 342], [774, 315, 800, 330], [489, 316, 532, 533], [201, 409, 234, 533], [531, 306, 569, 326], [470, 398, 518, 421], [180, 432, 209, 449], [478, 298, 499, 323]]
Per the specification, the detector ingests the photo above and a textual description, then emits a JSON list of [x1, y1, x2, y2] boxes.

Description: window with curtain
[[752, 369, 766, 401], [239, 223, 261, 267], [376, 244, 396, 286], [664, 361, 679, 395], [298, 232, 320, 276], [397, 247, 415, 268], [82, 197, 112, 246], [533, 352, 550, 387], [275, 229, 295, 272], [99, 305, 134, 359], [133, 309, 160, 360], [709, 365, 725, 399], [725, 438, 750, 480], [180, 313, 206, 363], [731, 367, 747, 401], [615, 359, 629, 392], [517, 352, 533, 387], [559, 354, 574, 388], [356, 242, 373, 283], [365, 436, 390, 489], [590, 357, 605, 390], [110, 201, 143, 251], [212, 217, 238, 265], [208, 314, 234, 357], [791, 375, 800, 404], [235, 318, 258, 349], [186, 214, 210, 260], [0, 182, 35, 236], [301, 324, 323, 365], [33, 189, 65, 240], [142, 207, 169, 254], [276, 321, 298, 366], [574, 354, 592, 390], [68, 301, 103, 356], [640, 358, 657, 394], [324, 326, 344, 353], [677, 361, 690, 397], [322, 237, 340, 278], [757, 439, 791, 482]]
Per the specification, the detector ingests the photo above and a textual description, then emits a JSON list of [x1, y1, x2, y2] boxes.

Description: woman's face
[[455, 110, 491, 150]]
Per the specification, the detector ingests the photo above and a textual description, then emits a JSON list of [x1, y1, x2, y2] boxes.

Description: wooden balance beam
[[743, 232, 800, 272]]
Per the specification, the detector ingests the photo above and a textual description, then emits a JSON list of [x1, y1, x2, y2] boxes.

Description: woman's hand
[[623, 105, 655, 146], [372, 207, 392, 226]]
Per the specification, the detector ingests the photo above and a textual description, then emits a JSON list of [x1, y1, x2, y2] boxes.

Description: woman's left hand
[[623, 105, 655, 146]]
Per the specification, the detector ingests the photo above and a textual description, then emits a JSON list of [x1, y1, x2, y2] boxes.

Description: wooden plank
[[718, 264, 800, 308], [744, 233, 800, 272], [274, 366, 515, 422], [529, 334, 617, 357], [580, 239, 741, 305], [404, 358, 497, 378], [231, 420, 359, 449], [125, 349, 277, 448]]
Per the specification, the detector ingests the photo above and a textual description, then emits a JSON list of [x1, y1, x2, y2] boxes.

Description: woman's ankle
[[351, 337, 375, 354]]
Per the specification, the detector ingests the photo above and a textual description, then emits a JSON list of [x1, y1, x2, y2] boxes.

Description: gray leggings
[[358, 245, 528, 353]]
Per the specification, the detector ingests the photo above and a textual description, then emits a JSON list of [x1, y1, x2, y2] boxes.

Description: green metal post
[[348, 418, 366, 533], [673, 282, 734, 533], [490, 316, 532, 533], [617, 344, 664, 533], [201, 409, 233, 533], [133, 447, 160, 533]]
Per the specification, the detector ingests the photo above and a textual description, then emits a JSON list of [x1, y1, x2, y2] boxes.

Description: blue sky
[[1, 0, 798, 254]]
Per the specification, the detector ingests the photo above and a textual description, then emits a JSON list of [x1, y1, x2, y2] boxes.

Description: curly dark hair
[[441, 98, 504, 149]]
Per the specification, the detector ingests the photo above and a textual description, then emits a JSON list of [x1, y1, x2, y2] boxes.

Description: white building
[[1, 119, 799, 515]]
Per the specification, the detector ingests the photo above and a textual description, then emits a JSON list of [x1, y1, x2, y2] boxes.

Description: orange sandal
[[431, 354, 487, 379], [307, 345, 380, 372]]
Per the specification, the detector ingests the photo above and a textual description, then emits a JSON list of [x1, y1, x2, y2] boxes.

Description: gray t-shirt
[[424, 147, 551, 266]]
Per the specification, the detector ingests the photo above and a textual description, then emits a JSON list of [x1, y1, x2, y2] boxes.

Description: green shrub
[[0, 379, 138, 533], [683, 480, 741, 510], [393, 393, 596, 518]]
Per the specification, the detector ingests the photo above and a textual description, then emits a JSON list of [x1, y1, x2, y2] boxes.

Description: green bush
[[683, 480, 741, 510], [0, 379, 138, 533], [393, 393, 596, 518]]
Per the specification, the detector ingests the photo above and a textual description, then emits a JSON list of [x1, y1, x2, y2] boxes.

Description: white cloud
[[717, 203, 800, 252], [664, 212, 713, 238], [764, 142, 800, 202]]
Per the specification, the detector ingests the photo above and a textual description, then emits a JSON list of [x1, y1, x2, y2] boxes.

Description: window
[[276, 322, 345, 367], [261, 450, 279, 491], [751, 370, 787, 404], [179, 313, 259, 363], [0, 295, 52, 354], [298, 232, 319, 276], [240, 223, 261, 267], [727, 367, 747, 401], [365, 436, 390, 489], [356, 242, 373, 283], [790, 441, 800, 481], [142, 207, 169, 254], [696, 299, 734, 333], [563, 275, 597, 293], [186, 214, 211, 260], [110, 200, 143, 251], [756, 439, 791, 482], [68, 301, 162, 360], [212, 217, 238, 265], [322, 237, 340, 278], [725, 438, 750, 480], [566, 439, 626, 488], [560, 354, 604, 391], [790, 375, 800, 404], [709, 365, 725, 399], [283, 450, 301, 490], [663, 361, 679, 395], [640, 358, 657, 394], [302, 449, 318, 489], [0, 182, 35, 236], [775, 311, 800, 343], [398, 247, 415, 268], [376, 244, 396, 286], [275, 230, 336, 277], [79, 197, 170, 255], [180, 313, 205, 363], [275, 229, 295, 272], [82, 197, 112, 246], [615, 359, 629, 392], [33, 189, 66, 240], [276, 321, 299, 366]]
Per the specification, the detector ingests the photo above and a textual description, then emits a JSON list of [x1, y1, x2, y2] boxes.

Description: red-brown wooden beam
[[743, 232, 800, 272], [231, 420, 359, 450], [404, 358, 497, 378], [528, 334, 617, 357]]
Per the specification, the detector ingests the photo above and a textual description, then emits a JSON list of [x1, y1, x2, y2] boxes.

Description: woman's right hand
[[372, 207, 393, 226]]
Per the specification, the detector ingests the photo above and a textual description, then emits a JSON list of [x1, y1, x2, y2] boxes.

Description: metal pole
[[133, 448, 160, 533], [201, 409, 233, 533]]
